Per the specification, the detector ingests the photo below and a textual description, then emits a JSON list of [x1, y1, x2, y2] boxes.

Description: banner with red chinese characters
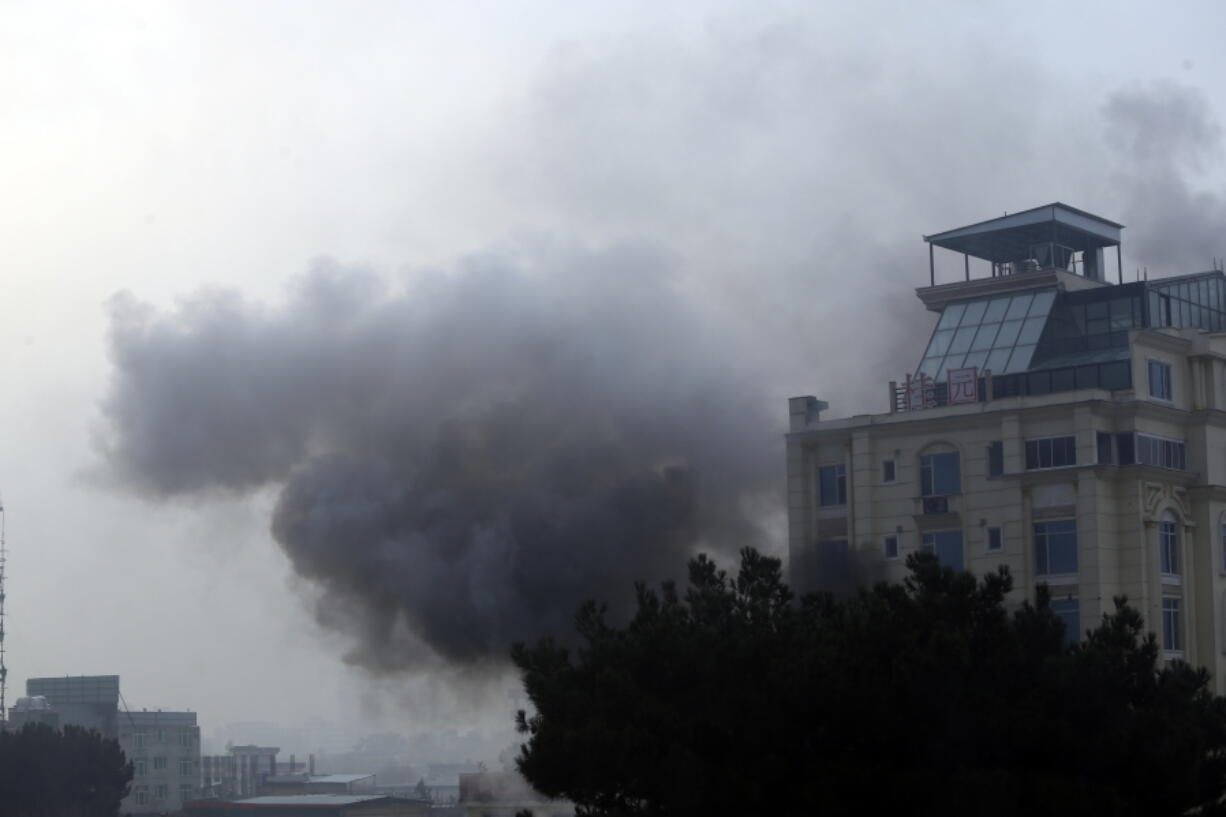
[[947, 366, 978, 404], [904, 373, 936, 410]]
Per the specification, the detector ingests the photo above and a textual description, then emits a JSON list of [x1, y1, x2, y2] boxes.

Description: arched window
[[918, 443, 960, 497], [1160, 510, 1180, 576]]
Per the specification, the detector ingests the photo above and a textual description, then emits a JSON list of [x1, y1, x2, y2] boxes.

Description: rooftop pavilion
[[924, 203, 1124, 287]]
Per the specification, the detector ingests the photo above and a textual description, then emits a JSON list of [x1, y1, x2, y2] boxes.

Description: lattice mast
[[1, 501, 7, 723]]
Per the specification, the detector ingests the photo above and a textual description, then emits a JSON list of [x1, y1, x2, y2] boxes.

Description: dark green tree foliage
[[0, 722, 133, 817], [513, 550, 1226, 817]]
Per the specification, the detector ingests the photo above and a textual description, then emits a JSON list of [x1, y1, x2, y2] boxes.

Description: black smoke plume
[[1106, 81, 1226, 274], [101, 243, 775, 670]]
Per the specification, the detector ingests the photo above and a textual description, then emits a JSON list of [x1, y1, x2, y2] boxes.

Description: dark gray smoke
[[101, 243, 774, 670], [1105, 81, 1226, 274]]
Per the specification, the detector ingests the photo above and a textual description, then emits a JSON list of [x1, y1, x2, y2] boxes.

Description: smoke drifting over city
[[1107, 81, 1226, 274], [95, 36, 1225, 681], [101, 243, 774, 670]]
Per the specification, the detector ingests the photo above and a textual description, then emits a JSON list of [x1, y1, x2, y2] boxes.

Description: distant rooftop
[[27, 676, 119, 704], [121, 710, 197, 726], [924, 203, 1124, 285], [235, 794, 399, 806]]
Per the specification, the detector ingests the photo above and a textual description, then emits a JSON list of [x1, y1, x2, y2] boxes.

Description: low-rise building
[[118, 709, 202, 814], [262, 773, 376, 796], [184, 794, 428, 817], [26, 675, 118, 737], [6, 695, 60, 730]]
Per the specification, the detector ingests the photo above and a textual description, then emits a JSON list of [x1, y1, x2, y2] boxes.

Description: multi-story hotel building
[[787, 203, 1226, 687]]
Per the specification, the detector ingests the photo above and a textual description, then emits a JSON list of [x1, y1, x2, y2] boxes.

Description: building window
[[178, 730, 193, 747], [987, 526, 1002, 551], [1050, 597, 1080, 645], [1096, 431, 1114, 464], [884, 535, 899, 559], [158, 729, 167, 743], [134, 787, 149, 806], [920, 451, 960, 496], [154, 756, 167, 771], [135, 758, 147, 777], [987, 441, 1003, 477], [1148, 359, 1172, 400], [1160, 512, 1180, 576], [180, 784, 194, 801], [134, 732, 146, 749], [921, 530, 964, 571], [155, 784, 167, 801], [1135, 434, 1186, 470], [1220, 515, 1226, 574], [1163, 597, 1182, 653], [1034, 520, 1077, 575], [1025, 436, 1076, 469], [179, 758, 193, 775], [881, 459, 896, 484], [818, 464, 846, 506]]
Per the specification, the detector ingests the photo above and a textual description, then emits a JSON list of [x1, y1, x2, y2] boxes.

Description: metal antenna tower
[[1, 500, 7, 724]]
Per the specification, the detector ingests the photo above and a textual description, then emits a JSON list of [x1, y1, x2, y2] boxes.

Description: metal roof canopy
[[926, 203, 1122, 261], [923, 203, 1124, 285]]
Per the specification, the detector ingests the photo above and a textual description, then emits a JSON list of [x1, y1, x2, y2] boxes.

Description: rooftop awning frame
[[924, 203, 1124, 286]]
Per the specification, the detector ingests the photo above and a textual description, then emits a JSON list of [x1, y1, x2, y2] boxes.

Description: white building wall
[[119, 712, 201, 814], [788, 325, 1226, 693]]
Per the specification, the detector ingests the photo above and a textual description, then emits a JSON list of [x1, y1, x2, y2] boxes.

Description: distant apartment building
[[12, 676, 202, 814], [119, 709, 201, 814], [202, 744, 280, 799], [26, 675, 119, 737]]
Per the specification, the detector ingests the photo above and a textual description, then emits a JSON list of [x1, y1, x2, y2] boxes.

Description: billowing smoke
[[1105, 81, 1226, 274], [100, 242, 775, 671]]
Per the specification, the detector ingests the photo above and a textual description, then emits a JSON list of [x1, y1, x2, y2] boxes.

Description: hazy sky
[[3, 0, 1226, 744]]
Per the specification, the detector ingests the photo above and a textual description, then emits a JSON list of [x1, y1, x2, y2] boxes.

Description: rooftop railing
[[891, 359, 1132, 413]]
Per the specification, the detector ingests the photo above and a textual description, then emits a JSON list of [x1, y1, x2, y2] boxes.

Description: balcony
[[914, 494, 961, 527]]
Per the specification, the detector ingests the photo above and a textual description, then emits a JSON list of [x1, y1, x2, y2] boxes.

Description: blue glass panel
[[918, 357, 941, 377], [948, 326, 977, 354], [1006, 294, 1034, 320], [1005, 344, 1037, 373], [936, 354, 964, 379], [983, 297, 1010, 322], [921, 452, 960, 496], [961, 350, 988, 371], [970, 322, 1000, 351], [960, 300, 988, 326], [984, 347, 1012, 373], [938, 303, 967, 329], [1029, 290, 1056, 315], [926, 329, 954, 356], [995, 319, 1023, 346], [1018, 316, 1046, 344]]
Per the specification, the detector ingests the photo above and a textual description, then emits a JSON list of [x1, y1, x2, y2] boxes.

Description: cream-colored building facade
[[787, 203, 1226, 689]]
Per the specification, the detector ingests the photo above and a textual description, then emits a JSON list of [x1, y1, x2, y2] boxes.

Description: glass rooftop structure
[[916, 272, 1226, 381], [909, 204, 1226, 405], [918, 290, 1055, 379], [923, 202, 1123, 284]]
